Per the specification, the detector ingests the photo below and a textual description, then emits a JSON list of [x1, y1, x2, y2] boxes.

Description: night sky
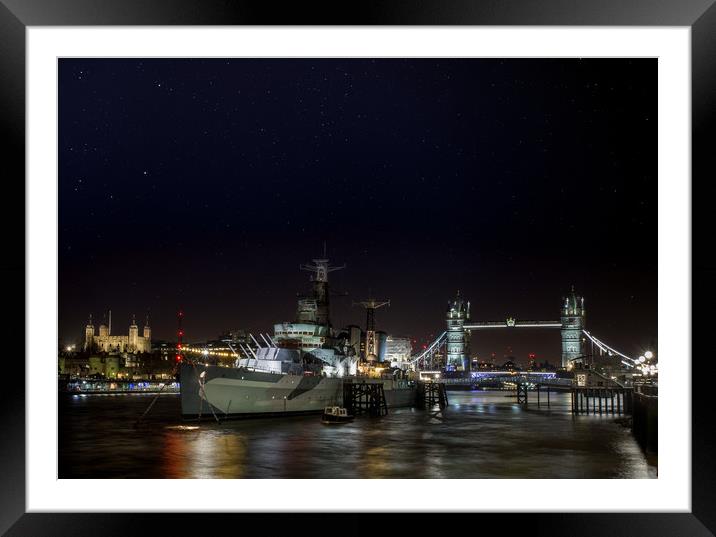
[[59, 58, 657, 364]]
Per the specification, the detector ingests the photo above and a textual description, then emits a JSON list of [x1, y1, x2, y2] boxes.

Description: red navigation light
[[177, 343, 182, 349], [175, 355, 181, 362], [178, 311, 184, 317], [178, 330, 184, 337]]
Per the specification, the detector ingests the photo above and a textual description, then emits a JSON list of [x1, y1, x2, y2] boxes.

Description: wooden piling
[[344, 381, 388, 417], [417, 381, 447, 410], [571, 387, 633, 416]]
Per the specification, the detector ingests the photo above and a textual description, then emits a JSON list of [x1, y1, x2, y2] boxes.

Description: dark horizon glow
[[59, 58, 657, 364]]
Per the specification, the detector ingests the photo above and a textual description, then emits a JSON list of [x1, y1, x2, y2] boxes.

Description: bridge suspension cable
[[410, 331, 447, 365], [582, 329, 636, 368], [409, 328, 637, 370]]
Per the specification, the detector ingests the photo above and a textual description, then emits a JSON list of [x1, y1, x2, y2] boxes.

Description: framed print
[[1, 0, 714, 535]]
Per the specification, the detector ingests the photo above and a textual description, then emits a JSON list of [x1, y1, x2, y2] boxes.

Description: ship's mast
[[298, 248, 345, 327], [299, 248, 346, 283], [353, 296, 390, 361]]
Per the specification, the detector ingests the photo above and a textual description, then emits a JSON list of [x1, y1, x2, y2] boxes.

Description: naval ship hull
[[180, 363, 416, 419]]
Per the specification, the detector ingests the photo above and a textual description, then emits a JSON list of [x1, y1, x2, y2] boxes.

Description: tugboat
[[321, 406, 354, 424]]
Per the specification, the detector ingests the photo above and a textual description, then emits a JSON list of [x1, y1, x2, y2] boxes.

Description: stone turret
[[84, 314, 95, 351], [128, 314, 139, 351], [143, 314, 151, 340]]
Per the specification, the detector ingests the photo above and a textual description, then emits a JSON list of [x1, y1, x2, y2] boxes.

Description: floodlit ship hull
[[180, 363, 416, 419]]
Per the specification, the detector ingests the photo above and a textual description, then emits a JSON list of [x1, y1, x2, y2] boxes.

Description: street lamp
[[644, 350, 654, 360]]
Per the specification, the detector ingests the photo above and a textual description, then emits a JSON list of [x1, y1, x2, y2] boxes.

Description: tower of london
[[84, 311, 152, 353]]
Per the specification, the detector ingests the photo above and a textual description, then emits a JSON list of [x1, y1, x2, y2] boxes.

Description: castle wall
[[94, 335, 129, 353], [90, 334, 152, 353]]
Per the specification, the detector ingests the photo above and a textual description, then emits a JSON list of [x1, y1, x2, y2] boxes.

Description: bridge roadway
[[421, 371, 574, 388], [463, 320, 562, 330]]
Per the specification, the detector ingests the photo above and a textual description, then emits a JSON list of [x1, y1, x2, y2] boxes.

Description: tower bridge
[[411, 287, 639, 372], [444, 286, 585, 370]]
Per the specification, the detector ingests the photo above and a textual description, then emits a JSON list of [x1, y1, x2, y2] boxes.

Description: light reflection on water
[[59, 390, 656, 479]]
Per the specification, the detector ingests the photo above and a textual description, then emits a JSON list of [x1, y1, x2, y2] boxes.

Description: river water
[[59, 390, 656, 479]]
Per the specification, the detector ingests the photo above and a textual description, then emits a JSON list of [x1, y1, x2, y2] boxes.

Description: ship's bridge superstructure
[[271, 255, 345, 353], [273, 322, 330, 351], [231, 254, 357, 378]]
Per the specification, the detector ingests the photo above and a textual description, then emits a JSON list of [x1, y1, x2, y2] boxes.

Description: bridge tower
[[560, 286, 586, 368], [446, 290, 470, 371]]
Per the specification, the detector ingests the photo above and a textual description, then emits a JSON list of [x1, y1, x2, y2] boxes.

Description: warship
[[180, 256, 415, 419]]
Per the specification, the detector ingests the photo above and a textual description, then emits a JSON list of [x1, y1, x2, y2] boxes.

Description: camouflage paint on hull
[[180, 363, 417, 419]]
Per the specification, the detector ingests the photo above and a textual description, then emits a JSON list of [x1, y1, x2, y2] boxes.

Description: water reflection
[[59, 391, 656, 479]]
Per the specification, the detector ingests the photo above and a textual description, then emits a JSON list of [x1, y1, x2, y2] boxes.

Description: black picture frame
[[1, 1, 713, 535]]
